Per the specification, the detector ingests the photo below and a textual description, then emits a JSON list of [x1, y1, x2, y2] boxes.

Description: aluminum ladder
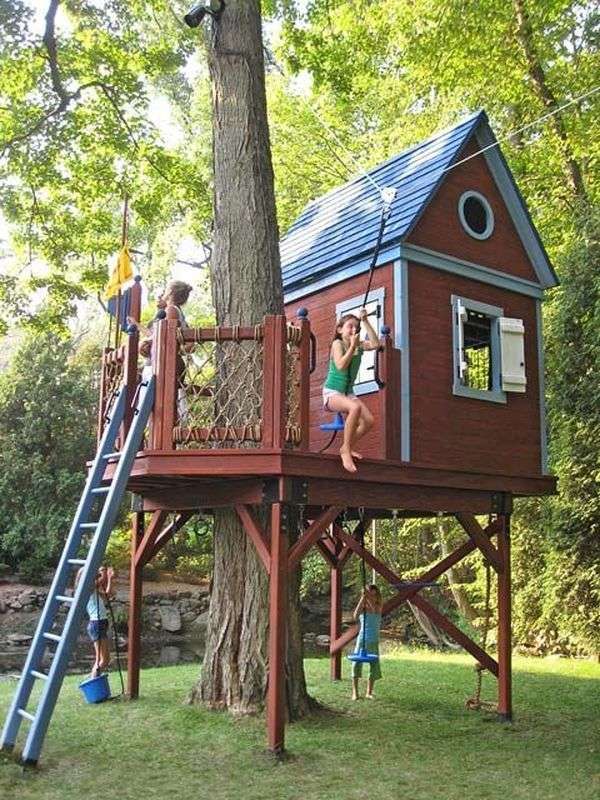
[[0, 377, 154, 765]]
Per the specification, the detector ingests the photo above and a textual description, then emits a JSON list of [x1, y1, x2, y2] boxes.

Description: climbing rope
[[466, 529, 497, 712]]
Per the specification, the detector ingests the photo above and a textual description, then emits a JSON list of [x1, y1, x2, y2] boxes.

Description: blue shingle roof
[[281, 111, 486, 292]]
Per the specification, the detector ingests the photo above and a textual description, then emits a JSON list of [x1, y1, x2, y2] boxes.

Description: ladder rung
[[30, 670, 48, 681], [43, 633, 61, 643], [68, 558, 86, 566], [91, 487, 110, 494], [18, 709, 35, 722], [55, 595, 74, 604], [79, 523, 98, 529], [102, 452, 122, 460]]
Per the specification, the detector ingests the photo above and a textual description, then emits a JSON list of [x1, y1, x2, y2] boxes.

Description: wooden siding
[[285, 265, 395, 458], [408, 262, 542, 475], [408, 140, 539, 284]]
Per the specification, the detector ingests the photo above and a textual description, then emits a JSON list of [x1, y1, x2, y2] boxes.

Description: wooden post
[[330, 525, 343, 680], [150, 307, 178, 450], [267, 503, 288, 753], [296, 309, 311, 451], [497, 512, 512, 720], [263, 315, 287, 450], [378, 330, 402, 461], [127, 511, 144, 699]]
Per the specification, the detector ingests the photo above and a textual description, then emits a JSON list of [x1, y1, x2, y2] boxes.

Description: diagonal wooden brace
[[331, 524, 500, 675], [235, 504, 271, 574], [134, 510, 169, 568], [287, 506, 343, 572], [456, 513, 502, 573], [147, 510, 196, 564]]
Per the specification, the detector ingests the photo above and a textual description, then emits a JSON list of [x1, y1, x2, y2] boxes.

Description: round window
[[458, 191, 494, 240]]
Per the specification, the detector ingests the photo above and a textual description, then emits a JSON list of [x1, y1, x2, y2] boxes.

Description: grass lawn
[[1, 649, 599, 800]]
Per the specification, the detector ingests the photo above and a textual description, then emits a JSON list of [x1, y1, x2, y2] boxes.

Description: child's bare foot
[[352, 694, 358, 701], [351, 451, 363, 460], [340, 447, 357, 473], [365, 693, 374, 699]]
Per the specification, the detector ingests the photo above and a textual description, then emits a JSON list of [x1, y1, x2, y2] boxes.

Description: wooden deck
[[110, 447, 556, 515]]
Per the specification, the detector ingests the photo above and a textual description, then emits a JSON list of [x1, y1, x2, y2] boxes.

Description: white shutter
[[499, 317, 526, 392]]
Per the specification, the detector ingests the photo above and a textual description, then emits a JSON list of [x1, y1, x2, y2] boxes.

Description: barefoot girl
[[351, 584, 383, 700], [323, 308, 379, 472]]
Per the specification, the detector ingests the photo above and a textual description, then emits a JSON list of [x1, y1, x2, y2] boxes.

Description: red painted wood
[[379, 334, 402, 460], [497, 514, 512, 718], [127, 512, 144, 699], [408, 139, 539, 283], [330, 558, 343, 680], [129, 278, 142, 323], [410, 593, 499, 676], [235, 505, 271, 573], [149, 318, 167, 449], [147, 510, 195, 563], [134, 510, 169, 568], [123, 328, 139, 439], [408, 263, 543, 474], [161, 306, 179, 449], [455, 513, 502, 572], [267, 503, 288, 753], [297, 315, 311, 450], [287, 506, 343, 572], [180, 326, 262, 342], [286, 265, 395, 458], [262, 316, 277, 449]]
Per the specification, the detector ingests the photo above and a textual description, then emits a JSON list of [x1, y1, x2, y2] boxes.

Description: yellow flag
[[105, 247, 133, 300]]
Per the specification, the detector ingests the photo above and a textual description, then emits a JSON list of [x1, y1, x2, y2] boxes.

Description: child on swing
[[323, 308, 379, 472], [351, 584, 383, 700]]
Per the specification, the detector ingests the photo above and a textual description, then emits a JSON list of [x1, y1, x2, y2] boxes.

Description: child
[[323, 308, 379, 472], [155, 280, 193, 327], [76, 565, 114, 678], [351, 584, 383, 700]]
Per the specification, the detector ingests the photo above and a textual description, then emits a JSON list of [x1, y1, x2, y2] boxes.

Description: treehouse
[[2, 111, 558, 765]]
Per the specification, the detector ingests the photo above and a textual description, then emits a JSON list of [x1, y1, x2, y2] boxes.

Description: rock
[[182, 611, 198, 623], [303, 632, 317, 642], [188, 610, 209, 633], [8, 633, 33, 646], [315, 635, 330, 647], [0, 600, 6, 614], [160, 645, 181, 665], [159, 606, 182, 633]]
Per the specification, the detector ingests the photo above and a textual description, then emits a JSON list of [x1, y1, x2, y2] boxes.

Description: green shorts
[[351, 642, 382, 681]]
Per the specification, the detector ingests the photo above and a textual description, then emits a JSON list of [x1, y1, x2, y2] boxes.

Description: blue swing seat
[[347, 647, 379, 664], [320, 412, 345, 432]]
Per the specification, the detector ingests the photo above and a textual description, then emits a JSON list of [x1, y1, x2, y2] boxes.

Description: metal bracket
[[262, 478, 308, 505], [491, 492, 513, 515], [130, 493, 143, 512]]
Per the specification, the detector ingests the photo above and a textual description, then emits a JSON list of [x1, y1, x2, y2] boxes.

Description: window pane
[[462, 310, 492, 391]]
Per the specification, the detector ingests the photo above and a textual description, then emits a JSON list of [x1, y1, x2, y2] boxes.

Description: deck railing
[[97, 300, 402, 460], [148, 308, 312, 452]]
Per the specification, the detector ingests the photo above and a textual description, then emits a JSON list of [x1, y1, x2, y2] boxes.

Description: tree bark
[[436, 516, 479, 625], [188, 0, 312, 718], [512, 0, 587, 205]]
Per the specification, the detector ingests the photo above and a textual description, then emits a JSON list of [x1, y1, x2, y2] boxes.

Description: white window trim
[[458, 190, 495, 240], [451, 294, 506, 404], [335, 287, 385, 396]]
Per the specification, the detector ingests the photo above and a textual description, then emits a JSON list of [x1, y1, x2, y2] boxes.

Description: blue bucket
[[79, 673, 111, 704]]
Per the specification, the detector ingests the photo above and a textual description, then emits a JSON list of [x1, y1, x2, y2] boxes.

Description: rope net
[[99, 346, 125, 443], [285, 322, 303, 446], [173, 326, 264, 448]]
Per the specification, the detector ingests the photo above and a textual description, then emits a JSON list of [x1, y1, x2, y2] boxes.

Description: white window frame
[[335, 287, 385, 396], [451, 294, 506, 404], [458, 190, 495, 240]]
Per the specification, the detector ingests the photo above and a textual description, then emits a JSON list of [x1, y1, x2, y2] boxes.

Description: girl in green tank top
[[323, 308, 380, 473]]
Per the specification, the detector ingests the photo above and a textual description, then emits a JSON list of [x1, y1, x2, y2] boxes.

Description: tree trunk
[[512, 0, 587, 205], [188, 0, 312, 718], [437, 515, 479, 625]]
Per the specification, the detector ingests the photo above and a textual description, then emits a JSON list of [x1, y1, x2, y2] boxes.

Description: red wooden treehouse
[[101, 111, 557, 752]]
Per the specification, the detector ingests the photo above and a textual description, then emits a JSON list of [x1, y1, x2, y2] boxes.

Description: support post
[[267, 503, 288, 753], [379, 330, 401, 460], [296, 309, 311, 451], [127, 511, 144, 699], [330, 527, 342, 680], [497, 512, 512, 720]]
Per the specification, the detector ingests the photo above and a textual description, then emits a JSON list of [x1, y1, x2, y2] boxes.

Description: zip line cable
[[270, 51, 598, 199]]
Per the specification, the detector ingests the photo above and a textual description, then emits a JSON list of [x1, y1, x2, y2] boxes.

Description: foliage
[[0, 331, 98, 581]]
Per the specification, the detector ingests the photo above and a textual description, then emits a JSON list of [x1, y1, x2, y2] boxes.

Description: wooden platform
[[110, 448, 556, 515]]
